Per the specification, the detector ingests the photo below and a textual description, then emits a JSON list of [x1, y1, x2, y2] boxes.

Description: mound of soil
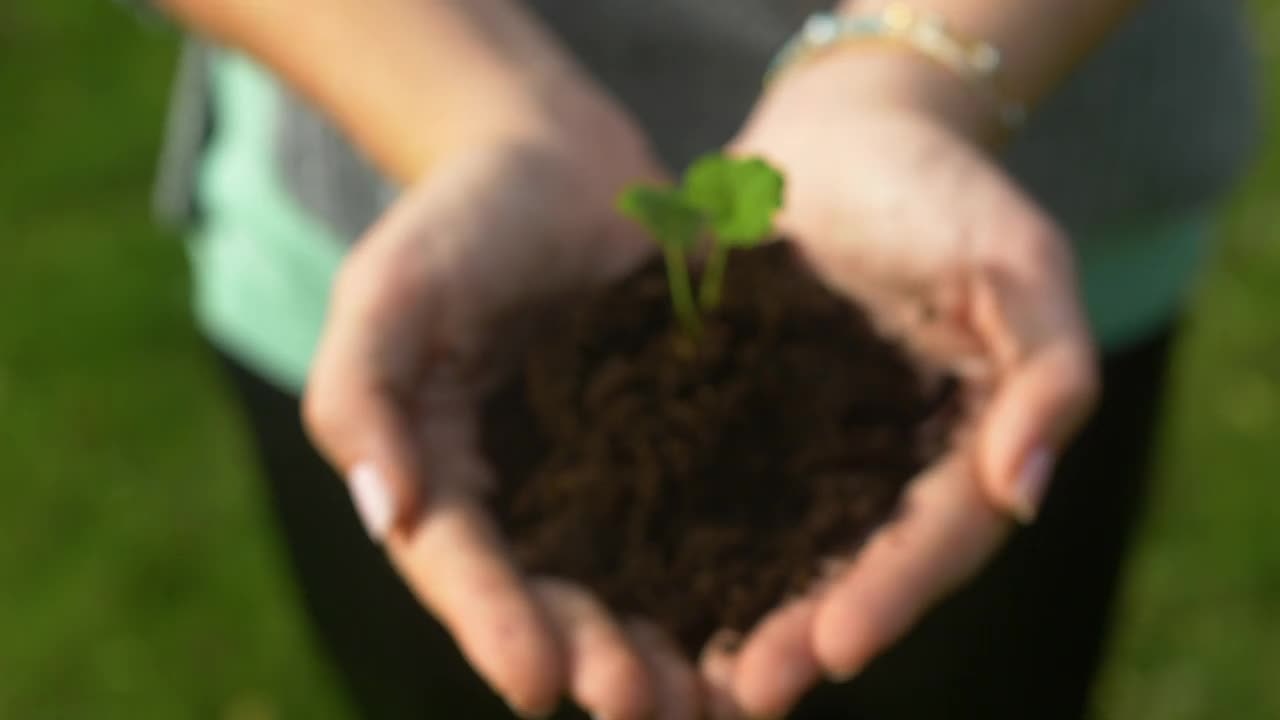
[[483, 243, 960, 656]]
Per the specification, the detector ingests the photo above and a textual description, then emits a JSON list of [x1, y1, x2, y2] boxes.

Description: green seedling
[[616, 185, 705, 337], [682, 154, 785, 310], [617, 153, 785, 340]]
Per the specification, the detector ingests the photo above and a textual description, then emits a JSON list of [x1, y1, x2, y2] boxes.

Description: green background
[[1, 3, 1277, 717]]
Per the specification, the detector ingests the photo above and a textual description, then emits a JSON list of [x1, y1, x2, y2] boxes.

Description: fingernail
[[1012, 448, 1054, 524], [349, 461, 395, 541]]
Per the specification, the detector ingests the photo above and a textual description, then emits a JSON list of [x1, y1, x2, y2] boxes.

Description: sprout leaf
[[682, 154, 785, 247], [616, 185, 703, 251]]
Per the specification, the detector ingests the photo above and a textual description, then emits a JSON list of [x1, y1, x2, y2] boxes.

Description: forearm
[[156, 0, 628, 183]]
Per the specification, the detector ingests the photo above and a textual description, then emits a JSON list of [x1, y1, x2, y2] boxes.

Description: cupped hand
[[302, 126, 704, 720], [701, 50, 1100, 718]]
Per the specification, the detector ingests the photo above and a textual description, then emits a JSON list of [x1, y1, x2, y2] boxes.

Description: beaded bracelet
[[766, 4, 1027, 131]]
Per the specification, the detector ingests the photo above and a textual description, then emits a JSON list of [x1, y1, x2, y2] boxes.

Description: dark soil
[[483, 243, 961, 657]]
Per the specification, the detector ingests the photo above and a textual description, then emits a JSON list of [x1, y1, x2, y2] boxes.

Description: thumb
[[303, 292, 427, 542], [971, 238, 1100, 524], [303, 377, 424, 543], [302, 362, 425, 542]]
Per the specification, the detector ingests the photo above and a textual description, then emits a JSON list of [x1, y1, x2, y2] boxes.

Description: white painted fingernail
[[1012, 447, 1054, 525], [349, 461, 395, 542]]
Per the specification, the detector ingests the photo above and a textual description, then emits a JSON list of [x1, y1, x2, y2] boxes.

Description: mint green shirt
[[189, 55, 345, 393]]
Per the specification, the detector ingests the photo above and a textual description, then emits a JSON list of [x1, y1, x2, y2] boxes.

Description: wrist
[[764, 36, 1008, 148]]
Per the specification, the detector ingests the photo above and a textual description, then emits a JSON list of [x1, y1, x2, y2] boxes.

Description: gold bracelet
[[766, 3, 1027, 130]]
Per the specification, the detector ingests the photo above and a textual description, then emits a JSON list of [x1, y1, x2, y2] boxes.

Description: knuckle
[[300, 385, 345, 446], [333, 243, 412, 311], [1030, 226, 1077, 279], [1075, 354, 1103, 413], [1021, 227, 1071, 274], [1051, 343, 1102, 439], [330, 251, 373, 306], [982, 213, 1075, 283]]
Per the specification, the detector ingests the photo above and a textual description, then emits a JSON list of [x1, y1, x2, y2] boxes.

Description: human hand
[[701, 49, 1100, 718], [302, 122, 705, 719]]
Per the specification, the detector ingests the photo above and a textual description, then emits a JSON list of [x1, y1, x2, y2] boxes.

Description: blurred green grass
[[0, 2, 1276, 718], [0, 5, 347, 718], [1094, 1, 1280, 715]]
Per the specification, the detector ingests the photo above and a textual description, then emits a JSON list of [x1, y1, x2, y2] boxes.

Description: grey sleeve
[[113, 0, 211, 229], [152, 39, 214, 228]]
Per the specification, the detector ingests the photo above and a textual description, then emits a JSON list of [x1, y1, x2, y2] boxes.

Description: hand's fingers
[[301, 192, 446, 540], [387, 499, 564, 717], [976, 335, 1098, 523], [969, 236, 1100, 523], [626, 620, 701, 720], [813, 456, 1011, 680], [699, 632, 743, 720], [532, 580, 654, 720], [730, 598, 821, 719], [303, 346, 423, 542]]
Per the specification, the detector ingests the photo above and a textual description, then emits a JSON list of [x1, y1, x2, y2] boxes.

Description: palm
[[306, 145, 704, 720], [699, 81, 1097, 718]]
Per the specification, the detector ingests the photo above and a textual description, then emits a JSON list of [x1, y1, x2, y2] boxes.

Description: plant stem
[[664, 245, 703, 339], [698, 242, 730, 311]]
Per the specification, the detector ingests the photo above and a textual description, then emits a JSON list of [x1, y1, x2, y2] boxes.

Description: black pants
[[219, 329, 1175, 719]]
